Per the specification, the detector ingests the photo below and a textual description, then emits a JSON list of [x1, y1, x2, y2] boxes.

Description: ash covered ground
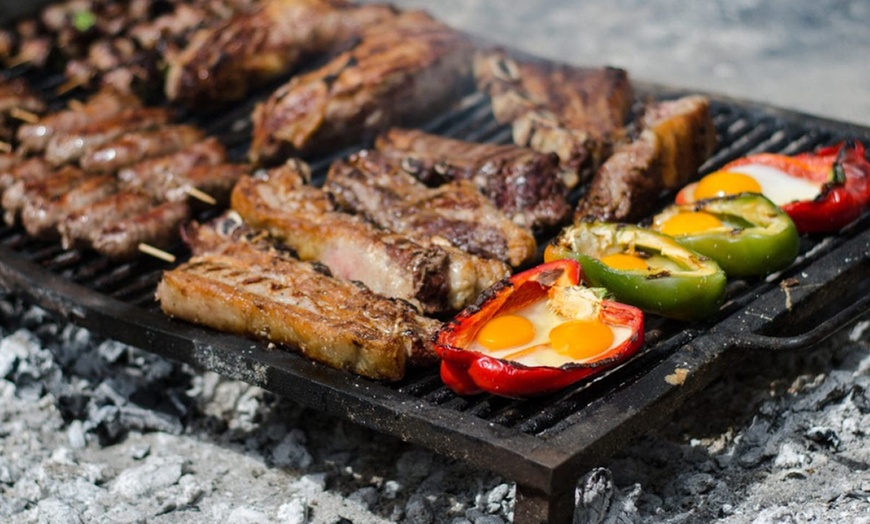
[[1, 295, 869, 523]]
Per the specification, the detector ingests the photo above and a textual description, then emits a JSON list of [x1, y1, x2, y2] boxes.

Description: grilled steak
[[157, 218, 441, 381], [79, 125, 204, 173], [92, 200, 191, 260], [474, 50, 634, 179], [44, 106, 172, 166], [374, 128, 573, 231], [165, 0, 398, 108], [250, 10, 473, 164], [232, 160, 508, 313], [325, 151, 537, 267], [575, 95, 717, 222], [16, 87, 142, 154]]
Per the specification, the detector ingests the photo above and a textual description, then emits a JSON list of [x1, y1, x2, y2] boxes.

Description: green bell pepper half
[[546, 222, 727, 321], [651, 193, 800, 277]]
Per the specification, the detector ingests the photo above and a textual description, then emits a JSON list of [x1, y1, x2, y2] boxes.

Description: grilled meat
[[232, 160, 508, 313], [160, 163, 249, 204], [16, 87, 143, 154], [375, 128, 573, 231], [0, 77, 47, 116], [250, 10, 473, 164], [44, 106, 172, 166], [325, 151, 537, 267], [0, 157, 53, 198], [59, 190, 154, 250], [92, 200, 191, 259], [21, 174, 116, 239], [79, 124, 204, 173], [116, 137, 227, 187], [165, 0, 398, 108], [575, 96, 718, 222], [2, 165, 90, 225], [158, 216, 441, 380], [474, 50, 634, 179]]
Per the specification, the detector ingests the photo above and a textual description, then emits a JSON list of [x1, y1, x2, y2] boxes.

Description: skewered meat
[[0, 157, 52, 196], [16, 87, 142, 154], [157, 215, 441, 381], [575, 96, 717, 222], [474, 50, 634, 179], [21, 174, 116, 239], [250, 10, 473, 164], [2, 165, 90, 225], [116, 137, 227, 186], [59, 190, 154, 249], [44, 106, 172, 166], [158, 163, 249, 204], [0, 77, 47, 116], [78, 124, 203, 173], [165, 0, 398, 108], [231, 160, 508, 313], [325, 151, 537, 267], [374, 128, 573, 231], [91, 200, 191, 259]]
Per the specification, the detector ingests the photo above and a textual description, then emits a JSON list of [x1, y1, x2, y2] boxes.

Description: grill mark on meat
[[16, 87, 143, 154], [44, 106, 172, 166], [0, 156, 53, 196], [374, 128, 573, 231], [21, 174, 117, 239], [59, 190, 154, 250], [117, 137, 228, 190], [325, 151, 537, 267], [249, 10, 473, 164], [2, 166, 90, 226], [576, 95, 717, 222], [92, 200, 191, 260], [474, 50, 633, 180], [78, 124, 204, 173], [165, 0, 398, 108]]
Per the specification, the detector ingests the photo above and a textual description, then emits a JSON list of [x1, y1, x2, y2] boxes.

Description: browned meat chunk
[[575, 96, 718, 222], [165, 0, 398, 108], [2, 166, 90, 225], [91, 200, 191, 260], [231, 160, 508, 313], [16, 87, 143, 154], [250, 10, 473, 164], [474, 50, 634, 179], [325, 151, 537, 267], [21, 174, 117, 239], [157, 218, 440, 380], [59, 190, 154, 250], [374, 128, 573, 231], [78, 125, 204, 173], [116, 137, 228, 188], [0, 156, 52, 195]]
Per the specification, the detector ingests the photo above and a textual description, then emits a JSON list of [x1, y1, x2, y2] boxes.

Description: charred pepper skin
[[434, 259, 644, 398], [548, 222, 727, 322], [652, 193, 800, 277]]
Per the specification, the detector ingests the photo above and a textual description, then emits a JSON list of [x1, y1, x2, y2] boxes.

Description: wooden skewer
[[67, 99, 85, 111], [6, 55, 31, 68], [138, 243, 176, 263], [187, 187, 217, 205], [0, 141, 11, 153], [9, 107, 40, 124], [57, 77, 85, 96]]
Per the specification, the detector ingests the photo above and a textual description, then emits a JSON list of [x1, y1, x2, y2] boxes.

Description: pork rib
[[374, 128, 573, 231]]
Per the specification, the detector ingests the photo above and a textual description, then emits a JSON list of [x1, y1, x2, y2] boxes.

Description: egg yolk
[[475, 314, 536, 350], [694, 171, 762, 200], [659, 211, 724, 236], [549, 320, 614, 360], [600, 253, 648, 271]]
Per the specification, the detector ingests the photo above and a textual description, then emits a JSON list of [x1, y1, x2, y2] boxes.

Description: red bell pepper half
[[677, 141, 870, 234], [434, 259, 644, 398]]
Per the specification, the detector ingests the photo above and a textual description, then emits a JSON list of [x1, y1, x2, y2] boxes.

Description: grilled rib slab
[[157, 219, 441, 381], [374, 128, 573, 231], [474, 50, 633, 179], [250, 10, 473, 163], [325, 151, 537, 267]]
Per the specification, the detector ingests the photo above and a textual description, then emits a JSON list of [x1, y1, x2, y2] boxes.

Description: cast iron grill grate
[[2, 64, 870, 523]]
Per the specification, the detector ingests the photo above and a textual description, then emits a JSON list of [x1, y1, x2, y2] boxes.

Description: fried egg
[[679, 165, 823, 206], [658, 210, 725, 236], [468, 299, 633, 368]]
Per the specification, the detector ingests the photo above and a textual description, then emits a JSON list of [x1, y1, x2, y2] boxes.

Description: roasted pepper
[[676, 141, 870, 234], [545, 222, 727, 321], [651, 193, 800, 277], [434, 259, 644, 397]]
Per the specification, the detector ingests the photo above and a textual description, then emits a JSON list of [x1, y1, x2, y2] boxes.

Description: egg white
[[723, 164, 822, 205], [468, 300, 633, 368]]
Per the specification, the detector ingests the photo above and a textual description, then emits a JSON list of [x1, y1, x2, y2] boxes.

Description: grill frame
[[2, 74, 870, 522]]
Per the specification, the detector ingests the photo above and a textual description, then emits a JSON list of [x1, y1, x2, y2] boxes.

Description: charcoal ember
[[574, 467, 643, 524], [805, 426, 841, 451], [34, 499, 79, 523], [276, 497, 308, 523], [270, 429, 313, 469], [110, 455, 186, 499], [0, 329, 40, 378], [404, 493, 434, 523]]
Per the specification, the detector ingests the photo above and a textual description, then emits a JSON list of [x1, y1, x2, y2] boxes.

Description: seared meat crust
[[250, 10, 473, 163], [79, 125, 204, 173]]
